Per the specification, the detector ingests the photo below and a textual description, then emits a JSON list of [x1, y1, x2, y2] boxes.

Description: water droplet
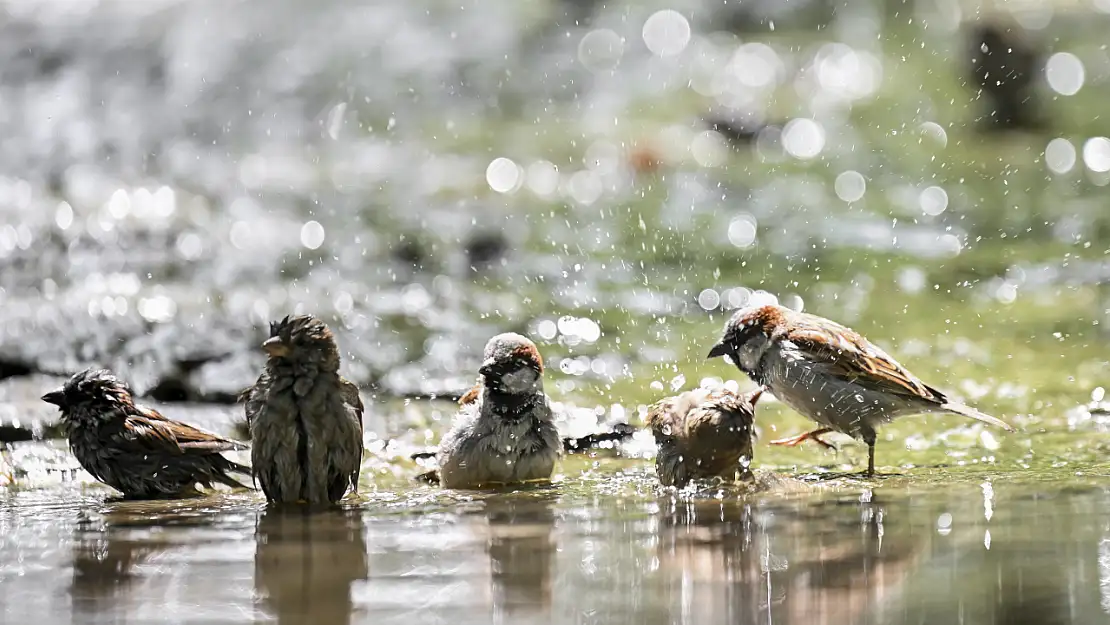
[[526, 160, 559, 197], [1045, 52, 1085, 96], [919, 186, 949, 216], [300, 220, 325, 250], [1082, 137, 1110, 173], [697, 289, 720, 311], [727, 214, 758, 248], [55, 201, 73, 230], [1045, 138, 1077, 174], [537, 319, 557, 341], [834, 171, 866, 202], [782, 119, 825, 160], [578, 29, 624, 72], [642, 10, 691, 58], [486, 157, 522, 194]]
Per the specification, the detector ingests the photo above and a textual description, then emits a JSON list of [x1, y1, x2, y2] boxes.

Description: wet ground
[[3, 0, 1110, 622]]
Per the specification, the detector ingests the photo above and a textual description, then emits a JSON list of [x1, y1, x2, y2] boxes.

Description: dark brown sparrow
[[435, 333, 560, 489], [647, 385, 762, 488], [708, 304, 1015, 475], [240, 315, 364, 505], [41, 368, 250, 499]]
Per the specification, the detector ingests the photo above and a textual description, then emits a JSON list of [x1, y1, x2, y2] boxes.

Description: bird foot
[[770, 430, 838, 450]]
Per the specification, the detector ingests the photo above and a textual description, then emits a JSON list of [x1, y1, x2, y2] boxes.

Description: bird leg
[[770, 428, 837, 450], [861, 427, 877, 477]]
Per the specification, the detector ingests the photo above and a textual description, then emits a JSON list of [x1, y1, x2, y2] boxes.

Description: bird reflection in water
[[653, 490, 923, 624], [480, 495, 557, 621], [254, 507, 368, 625], [69, 515, 169, 615]]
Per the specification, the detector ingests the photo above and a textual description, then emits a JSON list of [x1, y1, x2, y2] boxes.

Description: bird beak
[[262, 336, 290, 358], [745, 387, 764, 406], [478, 358, 496, 377], [41, 389, 65, 407], [707, 341, 730, 359]]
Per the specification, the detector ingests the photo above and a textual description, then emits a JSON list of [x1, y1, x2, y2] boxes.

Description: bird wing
[[457, 383, 481, 406], [339, 377, 364, 430], [644, 396, 676, 435], [238, 371, 270, 428], [128, 406, 248, 453], [339, 377, 365, 494], [781, 317, 946, 404]]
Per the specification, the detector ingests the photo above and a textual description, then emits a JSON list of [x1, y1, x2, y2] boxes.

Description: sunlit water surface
[[2, 475, 1110, 625]]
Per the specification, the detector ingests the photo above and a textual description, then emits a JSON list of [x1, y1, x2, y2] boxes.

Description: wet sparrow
[[708, 304, 1014, 475], [240, 315, 364, 505], [647, 385, 762, 487], [436, 333, 560, 489], [42, 368, 250, 499]]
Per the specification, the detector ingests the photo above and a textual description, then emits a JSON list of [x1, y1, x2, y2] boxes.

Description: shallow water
[[2, 476, 1109, 625], [3, 0, 1110, 621]]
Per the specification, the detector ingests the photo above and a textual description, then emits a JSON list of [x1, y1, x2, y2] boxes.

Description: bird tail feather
[[942, 403, 1015, 432], [214, 460, 255, 490]]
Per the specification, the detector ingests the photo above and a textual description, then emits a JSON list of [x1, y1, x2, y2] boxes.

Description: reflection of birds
[[435, 333, 560, 489], [69, 526, 164, 613], [241, 315, 364, 505], [653, 499, 765, 623], [968, 23, 1042, 132], [778, 501, 922, 625], [653, 497, 923, 624], [41, 368, 250, 499], [708, 304, 1014, 475], [646, 386, 761, 487], [254, 508, 368, 625], [482, 497, 557, 617]]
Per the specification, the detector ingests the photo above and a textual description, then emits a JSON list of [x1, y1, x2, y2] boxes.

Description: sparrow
[[240, 314, 365, 505], [647, 385, 762, 488], [41, 368, 250, 499], [435, 333, 560, 489], [707, 304, 1015, 475]]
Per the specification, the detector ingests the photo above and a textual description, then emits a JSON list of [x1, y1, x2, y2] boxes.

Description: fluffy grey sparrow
[[647, 385, 762, 487], [42, 368, 250, 499], [436, 333, 560, 489], [241, 315, 364, 505], [708, 304, 1014, 475]]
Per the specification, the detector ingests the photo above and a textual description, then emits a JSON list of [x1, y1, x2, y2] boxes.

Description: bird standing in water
[[241, 315, 364, 505], [42, 368, 250, 499], [708, 304, 1014, 475]]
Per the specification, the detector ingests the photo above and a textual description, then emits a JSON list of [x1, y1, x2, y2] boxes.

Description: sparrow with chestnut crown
[[435, 333, 561, 489], [708, 304, 1014, 475]]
